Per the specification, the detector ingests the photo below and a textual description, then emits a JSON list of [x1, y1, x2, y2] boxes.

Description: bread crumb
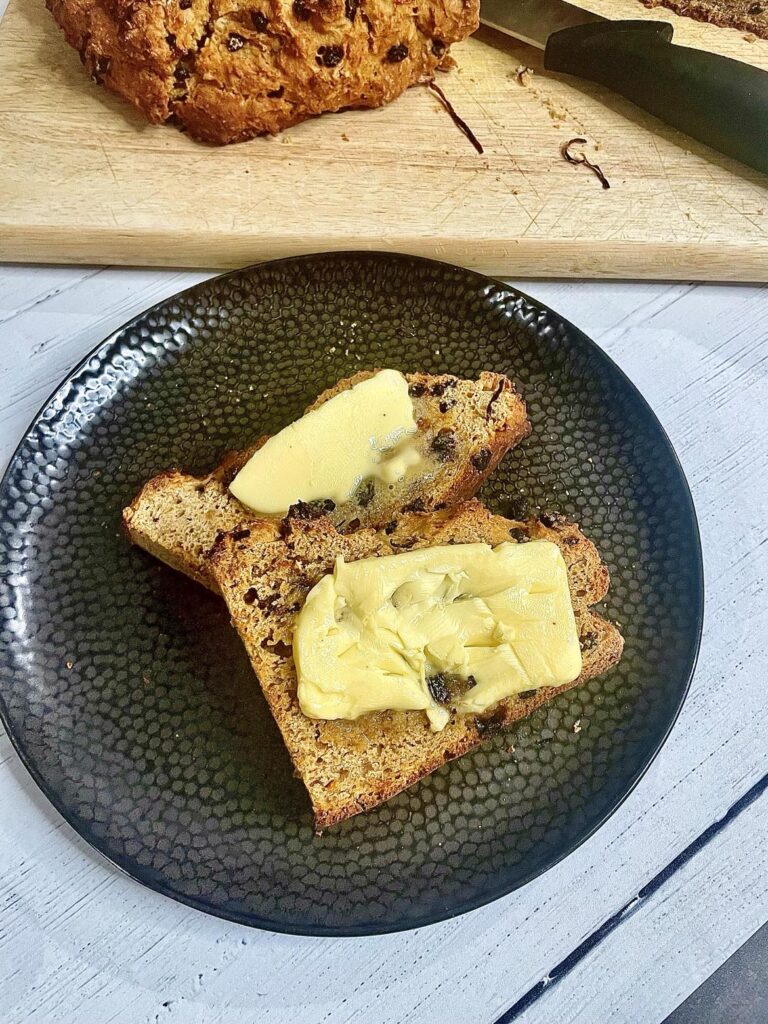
[[574, 719, 582, 733], [341, 133, 350, 141], [744, 32, 757, 41], [514, 65, 534, 87], [66, 659, 74, 670]]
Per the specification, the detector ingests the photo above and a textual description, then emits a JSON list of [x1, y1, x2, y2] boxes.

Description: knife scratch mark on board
[[545, 197, 587, 238], [650, 136, 688, 241], [430, 176, 468, 214], [488, 134, 546, 204], [471, 110, 546, 208], [719, 196, 768, 235], [99, 141, 120, 188], [521, 204, 549, 236], [436, 203, 463, 229]]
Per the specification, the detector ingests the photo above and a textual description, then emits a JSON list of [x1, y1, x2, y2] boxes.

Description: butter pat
[[229, 369, 420, 515], [294, 541, 582, 732]]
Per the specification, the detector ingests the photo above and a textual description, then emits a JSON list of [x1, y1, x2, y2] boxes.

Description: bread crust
[[46, 0, 480, 143], [209, 500, 624, 830]]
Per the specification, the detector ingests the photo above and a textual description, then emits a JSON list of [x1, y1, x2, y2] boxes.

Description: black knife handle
[[545, 20, 768, 175]]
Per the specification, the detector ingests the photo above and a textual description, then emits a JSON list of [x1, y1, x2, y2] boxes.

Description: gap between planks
[[495, 770, 768, 1023]]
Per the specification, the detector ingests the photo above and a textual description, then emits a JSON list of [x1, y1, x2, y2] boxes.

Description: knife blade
[[481, 0, 603, 50], [479, 0, 768, 175]]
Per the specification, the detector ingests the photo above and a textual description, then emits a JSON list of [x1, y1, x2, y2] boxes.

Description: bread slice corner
[[122, 444, 268, 590]]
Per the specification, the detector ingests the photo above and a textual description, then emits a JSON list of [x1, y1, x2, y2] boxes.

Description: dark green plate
[[0, 253, 703, 935]]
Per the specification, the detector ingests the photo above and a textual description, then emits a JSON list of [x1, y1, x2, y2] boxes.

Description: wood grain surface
[[1, 266, 766, 1023], [1, 0, 767, 278]]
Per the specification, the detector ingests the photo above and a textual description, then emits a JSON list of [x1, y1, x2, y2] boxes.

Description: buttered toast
[[123, 370, 530, 590], [209, 500, 624, 830]]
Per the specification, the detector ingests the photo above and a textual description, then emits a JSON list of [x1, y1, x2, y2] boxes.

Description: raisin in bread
[[123, 369, 530, 591], [209, 499, 624, 829], [45, 0, 480, 143]]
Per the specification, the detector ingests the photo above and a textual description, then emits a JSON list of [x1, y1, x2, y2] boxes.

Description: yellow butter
[[229, 369, 421, 515], [294, 541, 582, 732]]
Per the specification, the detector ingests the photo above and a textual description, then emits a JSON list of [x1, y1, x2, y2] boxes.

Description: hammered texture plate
[[0, 253, 703, 935]]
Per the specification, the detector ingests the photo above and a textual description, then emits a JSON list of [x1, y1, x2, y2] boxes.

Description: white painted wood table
[[1, 265, 766, 1024]]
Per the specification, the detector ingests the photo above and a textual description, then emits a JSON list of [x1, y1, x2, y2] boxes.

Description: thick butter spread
[[229, 369, 421, 514], [294, 541, 582, 732]]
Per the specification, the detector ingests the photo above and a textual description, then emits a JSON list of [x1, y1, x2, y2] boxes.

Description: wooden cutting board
[[1, 0, 767, 278]]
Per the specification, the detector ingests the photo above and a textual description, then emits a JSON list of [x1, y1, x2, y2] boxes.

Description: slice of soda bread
[[209, 500, 624, 830], [123, 370, 530, 591]]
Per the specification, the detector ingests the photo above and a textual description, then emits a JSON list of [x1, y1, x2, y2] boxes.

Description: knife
[[481, 0, 768, 175]]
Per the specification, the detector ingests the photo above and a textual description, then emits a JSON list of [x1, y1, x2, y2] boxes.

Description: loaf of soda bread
[[46, 0, 480, 143]]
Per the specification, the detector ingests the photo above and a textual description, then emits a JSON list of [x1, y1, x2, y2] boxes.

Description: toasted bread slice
[[123, 371, 530, 591], [209, 501, 624, 830]]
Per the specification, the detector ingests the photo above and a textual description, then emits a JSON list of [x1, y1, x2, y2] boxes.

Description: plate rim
[[0, 251, 704, 936]]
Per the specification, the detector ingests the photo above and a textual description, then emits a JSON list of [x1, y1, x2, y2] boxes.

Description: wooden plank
[[0, 270, 766, 1022], [513, 780, 768, 1024], [0, 265, 101, 320], [1, 1, 767, 278]]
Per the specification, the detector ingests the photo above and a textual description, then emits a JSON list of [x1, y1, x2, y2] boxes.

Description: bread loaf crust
[[641, 0, 768, 39]]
